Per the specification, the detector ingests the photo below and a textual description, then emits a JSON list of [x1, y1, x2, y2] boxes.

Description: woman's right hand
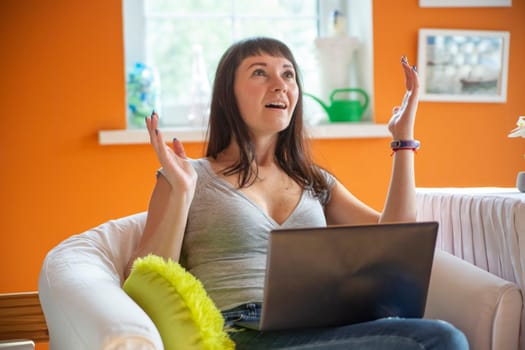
[[146, 112, 197, 199], [125, 112, 196, 274]]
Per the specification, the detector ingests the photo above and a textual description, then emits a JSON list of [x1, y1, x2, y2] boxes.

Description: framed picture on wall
[[417, 29, 510, 103], [419, 0, 511, 7]]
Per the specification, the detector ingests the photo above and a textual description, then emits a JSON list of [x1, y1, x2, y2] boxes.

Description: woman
[[129, 37, 468, 349]]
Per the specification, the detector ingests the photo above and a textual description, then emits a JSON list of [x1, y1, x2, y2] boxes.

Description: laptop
[[236, 221, 438, 331]]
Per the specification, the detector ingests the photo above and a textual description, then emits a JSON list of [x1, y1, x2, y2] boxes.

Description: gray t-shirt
[[177, 158, 335, 311]]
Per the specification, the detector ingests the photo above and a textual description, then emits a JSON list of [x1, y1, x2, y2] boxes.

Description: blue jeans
[[222, 303, 469, 350]]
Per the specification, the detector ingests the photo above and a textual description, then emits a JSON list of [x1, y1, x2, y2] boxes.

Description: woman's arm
[[379, 138, 416, 223], [126, 113, 197, 277], [380, 57, 419, 223], [324, 57, 419, 225]]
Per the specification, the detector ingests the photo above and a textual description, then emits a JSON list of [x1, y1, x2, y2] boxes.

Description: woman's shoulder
[[188, 157, 207, 166], [189, 157, 213, 176], [316, 166, 336, 188]]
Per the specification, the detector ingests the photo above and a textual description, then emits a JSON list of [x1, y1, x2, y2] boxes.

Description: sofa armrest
[[39, 213, 163, 350], [425, 249, 522, 350]]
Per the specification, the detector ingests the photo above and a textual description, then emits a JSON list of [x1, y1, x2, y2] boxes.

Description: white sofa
[[38, 212, 523, 350], [416, 187, 525, 350]]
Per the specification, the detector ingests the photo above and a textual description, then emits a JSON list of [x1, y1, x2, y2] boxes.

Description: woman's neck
[[216, 136, 278, 166]]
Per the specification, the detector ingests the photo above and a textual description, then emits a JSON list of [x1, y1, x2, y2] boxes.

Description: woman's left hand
[[388, 56, 420, 140]]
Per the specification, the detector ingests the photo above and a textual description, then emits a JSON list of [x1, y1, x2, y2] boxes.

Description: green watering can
[[304, 88, 369, 122]]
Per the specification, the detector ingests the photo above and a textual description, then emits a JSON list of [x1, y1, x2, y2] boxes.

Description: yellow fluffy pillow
[[123, 255, 234, 350]]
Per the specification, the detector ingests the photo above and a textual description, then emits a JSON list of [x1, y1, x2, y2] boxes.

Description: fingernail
[[401, 55, 408, 64], [151, 110, 155, 117], [173, 137, 178, 142], [413, 65, 417, 72], [155, 129, 158, 136]]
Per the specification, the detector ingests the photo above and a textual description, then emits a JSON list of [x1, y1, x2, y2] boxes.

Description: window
[[123, 0, 373, 129]]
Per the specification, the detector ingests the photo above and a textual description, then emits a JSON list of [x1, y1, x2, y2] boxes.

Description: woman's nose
[[271, 77, 287, 92]]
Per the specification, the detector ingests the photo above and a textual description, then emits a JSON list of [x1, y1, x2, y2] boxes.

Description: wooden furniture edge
[[0, 291, 49, 343]]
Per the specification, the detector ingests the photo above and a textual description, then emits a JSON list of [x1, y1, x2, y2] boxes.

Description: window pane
[[145, 0, 231, 15], [234, 0, 317, 16], [140, 0, 320, 127], [146, 19, 231, 104]]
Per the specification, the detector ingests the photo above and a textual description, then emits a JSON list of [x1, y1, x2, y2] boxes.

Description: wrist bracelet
[[390, 139, 420, 152]]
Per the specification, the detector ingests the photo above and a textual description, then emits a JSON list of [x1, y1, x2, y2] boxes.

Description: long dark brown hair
[[206, 37, 331, 204]]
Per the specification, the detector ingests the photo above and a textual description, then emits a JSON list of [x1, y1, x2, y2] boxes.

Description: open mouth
[[265, 102, 287, 110]]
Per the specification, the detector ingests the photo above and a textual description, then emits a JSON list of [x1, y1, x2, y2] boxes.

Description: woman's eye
[[253, 69, 266, 76], [284, 70, 295, 79]]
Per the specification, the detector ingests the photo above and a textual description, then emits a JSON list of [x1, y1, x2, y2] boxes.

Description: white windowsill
[[98, 122, 390, 145]]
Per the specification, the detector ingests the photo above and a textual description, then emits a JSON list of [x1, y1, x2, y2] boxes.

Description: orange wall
[[1, 0, 523, 336]]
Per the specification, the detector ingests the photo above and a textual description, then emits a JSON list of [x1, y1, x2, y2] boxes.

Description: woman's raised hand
[[145, 112, 197, 197], [388, 56, 420, 140]]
